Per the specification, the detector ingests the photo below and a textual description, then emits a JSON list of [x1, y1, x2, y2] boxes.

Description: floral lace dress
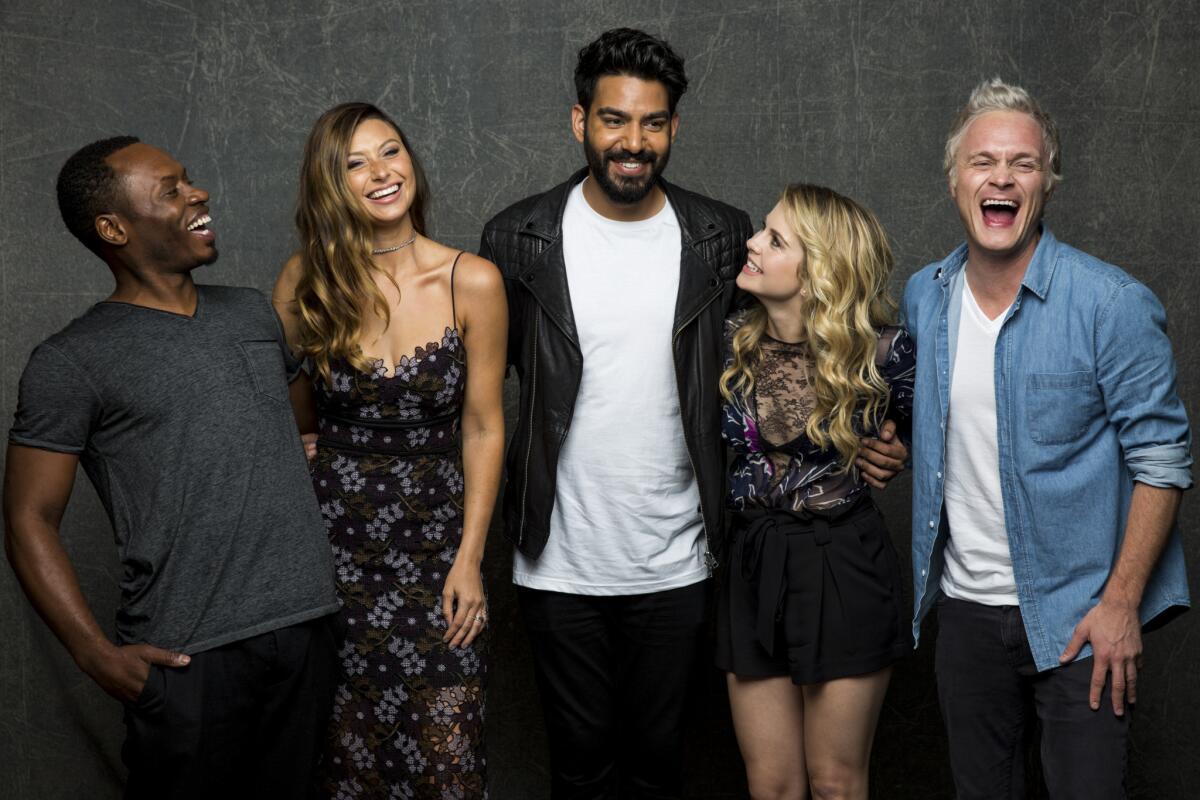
[[312, 326, 487, 799]]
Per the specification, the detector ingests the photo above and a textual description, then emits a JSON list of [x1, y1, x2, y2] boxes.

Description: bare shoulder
[[451, 251, 504, 298], [273, 252, 305, 305]]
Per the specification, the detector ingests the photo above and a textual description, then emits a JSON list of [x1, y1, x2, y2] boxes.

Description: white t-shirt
[[940, 277, 1019, 605], [512, 182, 708, 595]]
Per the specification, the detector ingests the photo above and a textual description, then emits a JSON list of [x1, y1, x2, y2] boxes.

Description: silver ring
[[473, 614, 485, 623]]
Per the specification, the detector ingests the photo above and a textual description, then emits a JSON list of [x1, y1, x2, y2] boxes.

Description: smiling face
[[345, 117, 416, 229], [573, 74, 678, 214], [738, 202, 807, 305], [950, 110, 1049, 266], [103, 142, 216, 272]]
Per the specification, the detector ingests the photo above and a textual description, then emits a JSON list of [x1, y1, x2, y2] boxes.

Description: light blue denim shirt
[[901, 227, 1192, 671]]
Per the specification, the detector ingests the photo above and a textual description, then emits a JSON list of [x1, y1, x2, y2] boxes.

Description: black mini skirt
[[715, 497, 911, 685]]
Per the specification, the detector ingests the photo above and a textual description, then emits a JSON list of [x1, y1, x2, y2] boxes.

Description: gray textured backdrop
[[2, 0, 1197, 797]]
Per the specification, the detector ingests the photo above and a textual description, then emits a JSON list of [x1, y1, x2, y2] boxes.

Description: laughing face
[[346, 117, 416, 229], [738, 202, 807, 305], [105, 143, 217, 272], [950, 110, 1049, 266], [573, 74, 677, 212]]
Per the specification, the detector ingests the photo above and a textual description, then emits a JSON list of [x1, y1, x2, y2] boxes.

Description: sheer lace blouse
[[721, 311, 915, 512]]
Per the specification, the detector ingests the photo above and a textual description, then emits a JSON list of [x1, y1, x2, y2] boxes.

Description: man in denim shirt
[[903, 78, 1191, 798]]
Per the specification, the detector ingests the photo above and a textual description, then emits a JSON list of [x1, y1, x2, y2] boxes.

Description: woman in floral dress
[[273, 102, 506, 799]]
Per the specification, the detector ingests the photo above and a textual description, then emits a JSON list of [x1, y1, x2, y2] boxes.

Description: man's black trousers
[[935, 597, 1130, 800], [519, 581, 708, 800], [122, 615, 340, 799]]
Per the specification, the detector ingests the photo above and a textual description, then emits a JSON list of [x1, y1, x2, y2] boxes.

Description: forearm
[[457, 415, 504, 565], [288, 371, 318, 434], [1102, 482, 1182, 609], [5, 516, 113, 670]]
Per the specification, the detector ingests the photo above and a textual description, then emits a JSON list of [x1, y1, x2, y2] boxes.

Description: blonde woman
[[716, 184, 914, 800], [273, 102, 506, 798]]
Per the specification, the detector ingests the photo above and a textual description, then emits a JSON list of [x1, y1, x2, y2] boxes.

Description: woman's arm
[[271, 253, 306, 352], [272, 254, 317, 435], [442, 253, 508, 649]]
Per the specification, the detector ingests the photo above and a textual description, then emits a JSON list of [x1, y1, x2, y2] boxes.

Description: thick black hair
[[574, 28, 688, 114], [56, 135, 140, 255]]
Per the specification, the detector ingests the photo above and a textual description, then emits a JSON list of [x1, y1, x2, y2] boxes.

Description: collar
[[934, 225, 1060, 301], [1017, 226, 1059, 300]]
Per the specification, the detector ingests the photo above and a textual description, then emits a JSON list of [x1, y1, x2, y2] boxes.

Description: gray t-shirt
[[10, 284, 338, 653]]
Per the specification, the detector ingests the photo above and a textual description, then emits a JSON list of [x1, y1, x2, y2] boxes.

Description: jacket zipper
[[673, 288, 722, 571], [517, 308, 541, 546]]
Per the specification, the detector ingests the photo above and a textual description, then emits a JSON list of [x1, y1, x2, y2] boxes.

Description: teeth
[[981, 199, 1018, 208], [745, 263, 762, 273], [187, 214, 211, 231], [619, 161, 642, 169], [369, 185, 400, 199]]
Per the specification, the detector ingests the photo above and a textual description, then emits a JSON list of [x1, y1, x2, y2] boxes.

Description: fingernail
[[180, 655, 190, 664]]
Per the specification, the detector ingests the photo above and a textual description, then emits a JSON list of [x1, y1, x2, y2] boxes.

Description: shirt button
[[937, 471, 943, 479], [921, 569, 927, 577], [928, 520, 936, 528]]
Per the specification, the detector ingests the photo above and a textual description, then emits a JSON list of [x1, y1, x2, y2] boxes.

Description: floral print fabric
[[721, 310, 915, 512], [312, 328, 488, 799]]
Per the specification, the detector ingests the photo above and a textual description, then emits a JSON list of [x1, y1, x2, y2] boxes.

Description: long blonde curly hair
[[293, 102, 429, 383], [719, 184, 898, 470]]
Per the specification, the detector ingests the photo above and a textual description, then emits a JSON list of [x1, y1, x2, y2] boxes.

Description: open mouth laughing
[[367, 183, 402, 202], [980, 198, 1019, 227], [187, 212, 215, 241]]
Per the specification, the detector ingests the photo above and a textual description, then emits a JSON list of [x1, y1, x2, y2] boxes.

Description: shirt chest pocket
[[238, 340, 289, 403], [1025, 371, 1102, 445]]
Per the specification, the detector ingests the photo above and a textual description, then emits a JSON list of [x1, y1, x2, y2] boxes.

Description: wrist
[[453, 548, 484, 569], [72, 636, 117, 677], [1101, 576, 1143, 611]]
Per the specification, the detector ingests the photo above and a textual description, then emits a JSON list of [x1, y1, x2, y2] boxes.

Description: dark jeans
[[519, 581, 708, 800], [935, 597, 1129, 800], [122, 615, 340, 800]]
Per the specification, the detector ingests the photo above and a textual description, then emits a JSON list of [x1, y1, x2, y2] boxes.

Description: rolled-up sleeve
[[1096, 280, 1192, 489]]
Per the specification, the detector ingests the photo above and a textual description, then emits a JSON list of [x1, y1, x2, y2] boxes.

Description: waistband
[[317, 409, 459, 457], [732, 496, 878, 655]]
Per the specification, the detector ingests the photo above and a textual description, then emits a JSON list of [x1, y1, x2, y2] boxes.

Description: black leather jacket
[[479, 168, 753, 567]]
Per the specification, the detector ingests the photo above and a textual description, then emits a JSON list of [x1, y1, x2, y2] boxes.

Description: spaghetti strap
[[450, 250, 465, 331]]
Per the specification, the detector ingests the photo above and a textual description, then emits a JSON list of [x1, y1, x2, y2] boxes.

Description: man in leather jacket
[[479, 28, 907, 798]]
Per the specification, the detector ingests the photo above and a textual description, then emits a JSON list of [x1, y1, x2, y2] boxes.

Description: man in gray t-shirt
[[4, 137, 338, 796]]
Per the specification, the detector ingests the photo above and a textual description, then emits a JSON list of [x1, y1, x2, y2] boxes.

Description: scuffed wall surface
[[1, 1, 1196, 796]]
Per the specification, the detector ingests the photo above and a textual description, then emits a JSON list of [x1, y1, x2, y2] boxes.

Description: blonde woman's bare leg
[[727, 673, 809, 800], [800, 667, 892, 800]]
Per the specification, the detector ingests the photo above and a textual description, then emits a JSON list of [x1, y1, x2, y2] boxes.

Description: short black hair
[[56, 136, 141, 255], [575, 28, 688, 114]]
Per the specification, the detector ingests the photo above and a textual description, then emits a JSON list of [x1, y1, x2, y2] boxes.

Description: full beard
[[584, 134, 670, 205]]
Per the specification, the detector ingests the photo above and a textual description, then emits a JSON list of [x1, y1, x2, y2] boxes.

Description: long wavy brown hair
[[293, 102, 430, 383], [719, 184, 898, 470]]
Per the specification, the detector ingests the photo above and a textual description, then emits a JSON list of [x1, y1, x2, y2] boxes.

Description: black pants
[[935, 597, 1130, 800], [519, 582, 708, 800], [122, 615, 340, 800]]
